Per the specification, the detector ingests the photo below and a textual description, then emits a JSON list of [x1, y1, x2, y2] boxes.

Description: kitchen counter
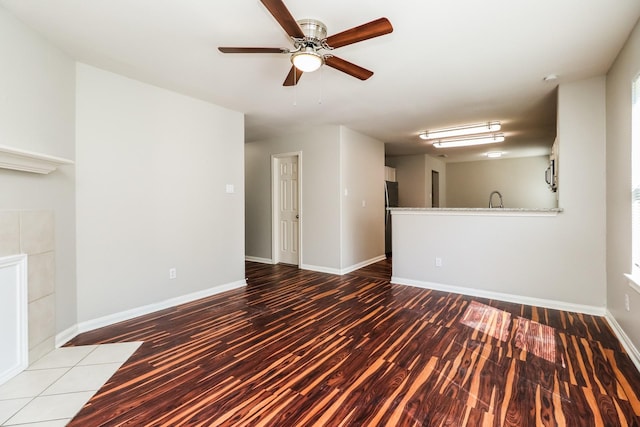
[[388, 207, 563, 216], [387, 204, 601, 315]]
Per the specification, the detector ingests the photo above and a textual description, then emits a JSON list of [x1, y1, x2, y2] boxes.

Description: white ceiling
[[2, 0, 639, 161]]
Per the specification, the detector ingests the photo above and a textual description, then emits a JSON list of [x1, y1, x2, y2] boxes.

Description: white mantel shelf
[[0, 145, 74, 174], [389, 207, 563, 217]]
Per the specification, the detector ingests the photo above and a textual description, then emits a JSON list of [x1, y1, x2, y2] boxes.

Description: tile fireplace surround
[[0, 211, 56, 365]]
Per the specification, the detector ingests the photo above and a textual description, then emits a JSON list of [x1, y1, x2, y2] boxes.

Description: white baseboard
[[55, 325, 79, 348], [339, 255, 387, 275], [605, 310, 640, 373], [56, 279, 246, 346], [300, 263, 341, 275], [301, 255, 387, 276], [0, 364, 26, 387], [391, 276, 606, 316], [245, 256, 273, 264]]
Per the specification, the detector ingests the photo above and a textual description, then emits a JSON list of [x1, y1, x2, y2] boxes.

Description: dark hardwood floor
[[67, 259, 640, 426]]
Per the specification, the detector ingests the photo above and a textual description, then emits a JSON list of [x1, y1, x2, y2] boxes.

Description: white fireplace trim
[[0, 144, 73, 174], [0, 254, 28, 386]]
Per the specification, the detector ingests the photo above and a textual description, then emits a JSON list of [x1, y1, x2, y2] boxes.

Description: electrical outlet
[[169, 268, 177, 279], [625, 293, 630, 312], [435, 257, 442, 267]]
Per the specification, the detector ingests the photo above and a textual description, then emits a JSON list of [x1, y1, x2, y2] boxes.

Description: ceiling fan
[[218, 0, 393, 86]]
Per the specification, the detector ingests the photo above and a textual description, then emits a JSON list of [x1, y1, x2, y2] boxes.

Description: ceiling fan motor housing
[[296, 19, 327, 43], [218, 0, 393, 86]]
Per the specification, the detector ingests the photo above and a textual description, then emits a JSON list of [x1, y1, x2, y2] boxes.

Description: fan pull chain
[[318, 66, 323, 104], [293, 68, 298, 106]]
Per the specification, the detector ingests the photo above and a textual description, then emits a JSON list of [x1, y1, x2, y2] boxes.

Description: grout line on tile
[[0, 397, 34, 425], [1, 341, 142, 426]]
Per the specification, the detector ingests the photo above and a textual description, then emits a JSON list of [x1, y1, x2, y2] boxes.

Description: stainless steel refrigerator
[[384, 181, 399, 256]]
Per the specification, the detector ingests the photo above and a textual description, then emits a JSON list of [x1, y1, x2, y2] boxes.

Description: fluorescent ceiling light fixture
[[419, 121, 501, 140], [433, 133, 505, 148], [291, 48, 323, 72], [486, 151, 503, 158]]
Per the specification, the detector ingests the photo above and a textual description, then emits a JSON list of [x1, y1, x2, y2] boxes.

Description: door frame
[[271, 151, 303, 266], [431, 170, 440, 208]]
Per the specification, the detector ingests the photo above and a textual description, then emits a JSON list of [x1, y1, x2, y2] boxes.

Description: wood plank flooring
[[66, 259, 640, 426]]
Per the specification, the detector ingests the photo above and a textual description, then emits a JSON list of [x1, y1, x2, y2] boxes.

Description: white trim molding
[[55, 325, 79, 349], [340, 255, 387, 275], [389, 207, 563, 217], [0, 254, 28, 386], [624, 273, 640, 295], [245, 256, 273, 264], [605, 311, 640, 373], [391, 276, 606, 316], [56, 279, 246, 346], [301, 264, 341, 275], [302, 255, 387, 276], [0, 145, 73, 174]]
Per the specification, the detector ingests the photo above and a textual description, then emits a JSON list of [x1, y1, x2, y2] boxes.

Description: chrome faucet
[[489, 191, 503, 208]]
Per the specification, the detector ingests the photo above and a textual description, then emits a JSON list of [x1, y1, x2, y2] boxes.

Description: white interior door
[[277, 156, 299, 265]]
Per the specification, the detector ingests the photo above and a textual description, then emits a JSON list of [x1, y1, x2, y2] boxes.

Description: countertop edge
[[388, 207, 563, 217]]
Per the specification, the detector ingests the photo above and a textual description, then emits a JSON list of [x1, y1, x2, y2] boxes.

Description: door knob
[[296, 214, 299, 219]]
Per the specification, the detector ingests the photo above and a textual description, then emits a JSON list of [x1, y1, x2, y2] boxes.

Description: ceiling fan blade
[[325, 17, 393, 49], [324, 56, 373, 80], [260, 0, 305, 39], [283, 66, 303, 86], [218, 47, 289, 54]]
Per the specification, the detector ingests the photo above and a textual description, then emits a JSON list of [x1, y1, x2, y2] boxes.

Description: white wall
[[75, 64, 245, 322], [245, 126, 342, 270], [0, 6, 77, 333], [426, 155, 447, 208], [245, 126, 385, 272], [340, 127, 385, 269], [244, 143, 273, 261], [447, 156, 557, 208], [606, 18, 640, 350], [392, 77, 607, 310], [556, 77, 607, 302], [386, 154, 447, 208], [386, 155, 427, 207]]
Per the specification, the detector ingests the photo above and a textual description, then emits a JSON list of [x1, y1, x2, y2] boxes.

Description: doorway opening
[[431, 170, 440, 208], [272, 153, 302, 266]]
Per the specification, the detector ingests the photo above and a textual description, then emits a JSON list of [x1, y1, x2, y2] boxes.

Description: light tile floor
[[0, 342, 142, 426]]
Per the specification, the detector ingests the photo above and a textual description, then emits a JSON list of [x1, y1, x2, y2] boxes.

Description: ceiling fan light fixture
[[433, 133, 505, 148], [419, 121, 501, 140], [291, 48, 323, 72]]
